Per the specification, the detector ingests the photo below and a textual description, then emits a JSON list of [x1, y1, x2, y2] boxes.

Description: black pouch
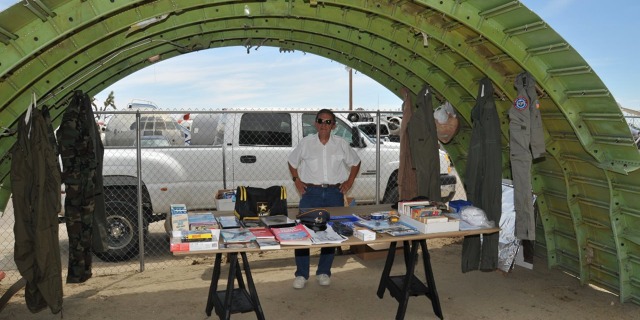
[[296, 208, 330, 231]]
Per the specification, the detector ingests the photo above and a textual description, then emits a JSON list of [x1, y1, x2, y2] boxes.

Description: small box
[[355, 229, 376, 241], [215, 189, 236, 211]]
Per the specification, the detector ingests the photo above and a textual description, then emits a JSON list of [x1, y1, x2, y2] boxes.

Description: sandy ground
[[1, 238, 637, 320]]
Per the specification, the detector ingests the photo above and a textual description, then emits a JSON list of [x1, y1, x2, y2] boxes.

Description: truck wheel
[[94, 201, 146, 262], [382, 172, 399, 204]]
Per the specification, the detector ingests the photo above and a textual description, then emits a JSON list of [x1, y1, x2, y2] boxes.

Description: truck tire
[[382, 171, 399, 204], [94, 201, 147, 262]]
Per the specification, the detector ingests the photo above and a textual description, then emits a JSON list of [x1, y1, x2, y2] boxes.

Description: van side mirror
[[350, 127, 365, 148]]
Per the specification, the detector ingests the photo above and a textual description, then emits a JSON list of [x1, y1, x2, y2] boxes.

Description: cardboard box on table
[[215, 189, 236, 211]]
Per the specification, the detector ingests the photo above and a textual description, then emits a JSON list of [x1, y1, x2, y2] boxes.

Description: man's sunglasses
[[316, 118, 333, 125]]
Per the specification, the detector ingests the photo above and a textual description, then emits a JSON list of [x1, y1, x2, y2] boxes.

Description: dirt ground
[[1, 238, 637, 320]]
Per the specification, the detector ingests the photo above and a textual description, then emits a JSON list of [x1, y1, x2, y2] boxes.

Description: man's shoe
[[317, 274, 331, 286], [293, 276, 307, 289]]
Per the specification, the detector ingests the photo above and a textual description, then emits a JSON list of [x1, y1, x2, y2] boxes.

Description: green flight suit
[[11, 106, 63, 314]]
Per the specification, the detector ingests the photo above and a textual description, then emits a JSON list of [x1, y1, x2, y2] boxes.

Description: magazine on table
[[220, 228, 257, 243], [217, 215, 242, 229], [271, 224, 313, 245], [307, 225, 348, 244], [355, 219, 420, 236]]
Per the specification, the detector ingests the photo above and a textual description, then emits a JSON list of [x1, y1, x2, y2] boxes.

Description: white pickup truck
[[95, 110, 456, 261]]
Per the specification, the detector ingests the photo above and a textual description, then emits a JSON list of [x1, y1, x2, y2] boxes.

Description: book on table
[[222, 241, 260, 249], [220, 228, 257, 243], [217, 215, 242, 229], [188, 212, 218, 230], [249, 227, 275, 239], [256, 238, 281, 250], [240, 217, 264, 228], [355, 219, 420, 236], [271, 224, 313, 245], [260, 215, 296, 228], [170, 229, 221, 252]]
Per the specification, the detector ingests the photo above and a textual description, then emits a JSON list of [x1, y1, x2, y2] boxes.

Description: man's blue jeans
[[294, 186, 343, 279]]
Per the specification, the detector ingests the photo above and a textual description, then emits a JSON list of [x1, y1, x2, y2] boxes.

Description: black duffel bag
[[233, 186, 288, 220]]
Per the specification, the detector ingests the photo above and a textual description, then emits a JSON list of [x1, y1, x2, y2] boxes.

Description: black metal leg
[[206, 253, 223, 317], [394, 240, 419, 320], [420, 240, 443, 319], [377, 241, 398, 298], [240, 252, 265, 320], [223, 253, 239, 320]]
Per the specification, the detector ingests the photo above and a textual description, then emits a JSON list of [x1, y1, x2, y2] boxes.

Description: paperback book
[[222, 241, 260, 249], [240, 217, 264, 228], [271, 224, 313, 245], [256, 238, 281, 250], [220, 228, 257, 243], [217, 215, 242, 229], [188, 212, 218, 231]]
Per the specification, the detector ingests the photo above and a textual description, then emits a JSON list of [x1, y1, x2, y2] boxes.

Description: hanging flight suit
[[398, 87, 419, 200], [57, 91, 98, 283], [509, 71, 545, 240], [11, 105, 63, 314], [407, 84, 441, 202], [85, 99, 109, 253], [462, 77, 502, 272]]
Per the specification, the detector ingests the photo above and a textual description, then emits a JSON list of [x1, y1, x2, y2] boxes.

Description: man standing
[[288, 109, 361, 289]]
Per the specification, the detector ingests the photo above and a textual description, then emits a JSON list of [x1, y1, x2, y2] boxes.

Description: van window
[[301, 113, 353, 142], [239, 113, 292, 146]]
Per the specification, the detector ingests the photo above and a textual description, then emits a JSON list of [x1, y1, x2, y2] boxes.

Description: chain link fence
[[0, 108, 466, 284]]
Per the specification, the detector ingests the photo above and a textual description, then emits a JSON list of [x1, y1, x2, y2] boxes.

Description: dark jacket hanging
[[56, 90, 106, 282], [407, 84, 441, 201], [11, 105, 63, 314], [462, 77, 503, 272], [398, 87, 419, 200]]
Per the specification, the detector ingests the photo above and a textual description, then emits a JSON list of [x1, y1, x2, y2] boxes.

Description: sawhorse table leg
[[377, 239, 443, 320], [205, 252, 265, 320]]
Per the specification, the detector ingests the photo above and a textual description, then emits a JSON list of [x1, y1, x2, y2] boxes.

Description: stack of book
[[397, 200, 460, 233], [170, 229, 221, 252]]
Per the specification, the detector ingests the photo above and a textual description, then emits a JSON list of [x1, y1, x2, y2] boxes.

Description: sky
[[1, 0, 639, 112]]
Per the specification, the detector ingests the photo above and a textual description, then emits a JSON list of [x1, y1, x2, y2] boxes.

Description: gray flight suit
[[11, 106, 63, 314], [407, 84, 441, 202], [462, 78, 502, 272], [509, 72, 545, 240]]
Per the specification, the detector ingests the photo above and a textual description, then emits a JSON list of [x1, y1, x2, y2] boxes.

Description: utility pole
[[346, 67, 353, 111]]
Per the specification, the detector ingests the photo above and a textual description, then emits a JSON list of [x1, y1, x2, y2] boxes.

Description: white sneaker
[[293, 276, 307, 289], [317, 274, 331, 286]]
